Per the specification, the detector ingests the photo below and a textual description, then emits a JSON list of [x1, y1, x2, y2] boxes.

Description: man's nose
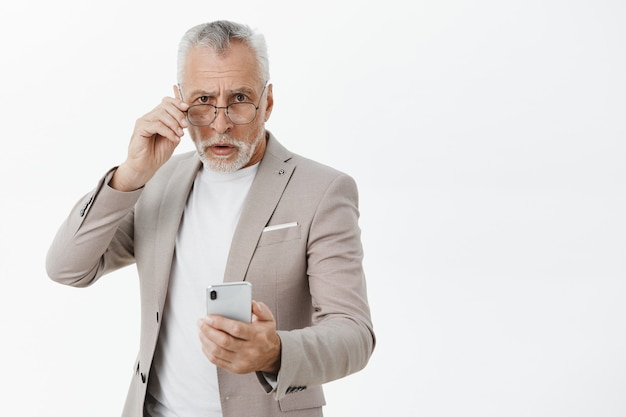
[[211, 106, 233, 133]]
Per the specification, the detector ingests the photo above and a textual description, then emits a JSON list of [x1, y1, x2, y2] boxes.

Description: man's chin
[[201, 154, 248, 173]]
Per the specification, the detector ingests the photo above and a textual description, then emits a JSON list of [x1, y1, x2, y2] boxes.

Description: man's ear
[[173, 84, 183, 101], [264, 83, 274, 121]]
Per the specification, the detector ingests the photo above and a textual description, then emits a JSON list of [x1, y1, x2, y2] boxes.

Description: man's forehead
[[182, 44, 259, 86], [185, 43, 256, 68]]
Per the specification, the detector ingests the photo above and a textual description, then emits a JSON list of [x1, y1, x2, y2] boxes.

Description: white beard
[[195, 128, 265, 173]]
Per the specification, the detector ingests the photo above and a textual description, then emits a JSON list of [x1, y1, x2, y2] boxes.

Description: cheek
[[231, 124, 261, 143], [187, 125, 209, 141], [248, 120, 266, 139]]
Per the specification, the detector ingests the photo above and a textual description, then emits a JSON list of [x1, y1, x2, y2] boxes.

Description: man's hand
[[110, 86, 189, 191], [198, 301, 282, 375]]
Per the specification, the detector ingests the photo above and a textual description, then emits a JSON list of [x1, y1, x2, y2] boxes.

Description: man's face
[[179, 42, 273, 172]]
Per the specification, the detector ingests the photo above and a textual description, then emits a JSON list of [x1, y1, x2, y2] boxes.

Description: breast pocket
[[257, 223, 301, 247]]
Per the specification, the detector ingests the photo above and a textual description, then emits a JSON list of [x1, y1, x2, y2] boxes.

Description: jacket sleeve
[[46, 168, 142, 287], [273, 174, 376, 399]]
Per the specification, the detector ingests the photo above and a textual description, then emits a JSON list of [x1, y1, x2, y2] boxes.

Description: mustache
[[203, 134, 242, 147]]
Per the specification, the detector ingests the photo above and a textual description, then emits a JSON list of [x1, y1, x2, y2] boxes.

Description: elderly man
[[47, 20, 375, 417]]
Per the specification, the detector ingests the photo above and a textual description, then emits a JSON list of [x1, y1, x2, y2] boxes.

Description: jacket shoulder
[[266, 135, 353, 184]]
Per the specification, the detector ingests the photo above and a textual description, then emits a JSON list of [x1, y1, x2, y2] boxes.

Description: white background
[[1, 0, 625, 416]]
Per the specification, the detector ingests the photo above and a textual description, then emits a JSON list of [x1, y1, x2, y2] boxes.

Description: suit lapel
[[224, 134, 294, 282], [154, 153, 202, 308]]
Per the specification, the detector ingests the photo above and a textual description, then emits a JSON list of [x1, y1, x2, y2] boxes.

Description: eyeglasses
[[184, 83, 268, 126]]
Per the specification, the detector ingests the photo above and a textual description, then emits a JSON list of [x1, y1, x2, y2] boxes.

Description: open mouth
[[208, 143, 236, 157]]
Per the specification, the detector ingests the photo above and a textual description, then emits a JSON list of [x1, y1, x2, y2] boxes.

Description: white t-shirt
[[145, 163, 259, 417]]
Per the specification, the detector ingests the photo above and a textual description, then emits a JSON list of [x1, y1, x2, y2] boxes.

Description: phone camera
[[210, 290, 217, 300]]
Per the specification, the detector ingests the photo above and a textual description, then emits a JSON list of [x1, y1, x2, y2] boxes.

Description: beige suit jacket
[[46, 133, 375, 417]]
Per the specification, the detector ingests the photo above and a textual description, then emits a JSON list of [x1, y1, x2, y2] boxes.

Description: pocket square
[[263, 222, 298, 232]]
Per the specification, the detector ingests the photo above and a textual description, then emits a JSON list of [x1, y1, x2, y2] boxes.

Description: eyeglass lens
[[187, 102, 257, 126]]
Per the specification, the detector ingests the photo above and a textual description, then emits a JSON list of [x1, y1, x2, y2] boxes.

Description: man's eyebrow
[[186, 86, 257, 98], [186, 88, 215, 98], [233, 86, 257, 96]]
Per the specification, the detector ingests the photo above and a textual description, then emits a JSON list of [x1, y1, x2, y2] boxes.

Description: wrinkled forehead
[[181, 42, 262, 88]]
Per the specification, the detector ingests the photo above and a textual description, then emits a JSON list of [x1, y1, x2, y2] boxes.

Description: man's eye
[[234, 93, 247, 102], [199, 96, 209, 103]]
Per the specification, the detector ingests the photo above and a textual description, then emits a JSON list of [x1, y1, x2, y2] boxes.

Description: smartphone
[[206, 282, 252, 323]]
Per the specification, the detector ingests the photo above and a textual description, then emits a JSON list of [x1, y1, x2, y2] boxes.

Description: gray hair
[[177, 20, 270, 84]]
